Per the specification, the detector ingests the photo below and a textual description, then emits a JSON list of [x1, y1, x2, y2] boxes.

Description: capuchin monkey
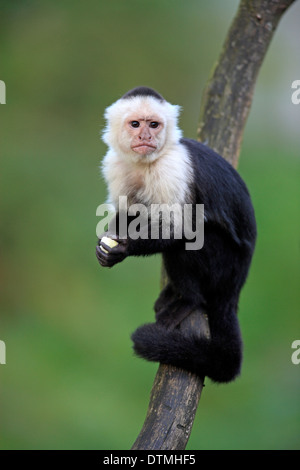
[[96, 86, 256, 383]]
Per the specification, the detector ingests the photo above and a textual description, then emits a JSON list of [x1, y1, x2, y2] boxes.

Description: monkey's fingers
[[95, 246, 116, 267], [95, 246, 125, 268], [99, 240, 113, 253], [96, 246, 108, 267]]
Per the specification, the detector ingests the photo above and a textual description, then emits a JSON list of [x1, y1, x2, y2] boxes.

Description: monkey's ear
[[167, 103, 181, 120], [101, 100, 123, 147], [164, 103, 181, 126]]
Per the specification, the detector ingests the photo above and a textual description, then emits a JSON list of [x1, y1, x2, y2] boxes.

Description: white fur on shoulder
[[102, 142, 193, 208]]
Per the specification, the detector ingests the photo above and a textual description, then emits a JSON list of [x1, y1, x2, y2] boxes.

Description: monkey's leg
[[154, 283, 193, 329], [154, 284, 176, 314], [155, 298, 196, 330], [155, 285, 206, 329]]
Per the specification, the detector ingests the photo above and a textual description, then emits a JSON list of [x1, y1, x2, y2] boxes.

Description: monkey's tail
[[131, 314, 242, 383]]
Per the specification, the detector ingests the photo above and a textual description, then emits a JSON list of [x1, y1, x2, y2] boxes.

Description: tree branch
[[198, 0, 296, 167], [132, 0, 296, 451]]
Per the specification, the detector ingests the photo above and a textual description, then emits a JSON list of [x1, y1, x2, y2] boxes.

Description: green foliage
[[1, 0, 299, 450]]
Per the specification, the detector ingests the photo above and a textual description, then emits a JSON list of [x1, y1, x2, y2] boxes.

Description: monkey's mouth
[[132, 144, 157, 154]]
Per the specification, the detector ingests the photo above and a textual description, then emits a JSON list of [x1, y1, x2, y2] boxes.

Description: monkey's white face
[[126, 114, 164, 156], [102, 92, 193, 209], [102, 95, 182, 164]]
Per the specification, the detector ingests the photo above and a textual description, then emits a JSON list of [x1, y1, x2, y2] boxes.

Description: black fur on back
[[121, 86, 165, 102], [129, 138, 257, 384]]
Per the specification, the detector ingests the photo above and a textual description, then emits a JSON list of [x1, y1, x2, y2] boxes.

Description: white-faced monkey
[[96, 87, 256, 383]]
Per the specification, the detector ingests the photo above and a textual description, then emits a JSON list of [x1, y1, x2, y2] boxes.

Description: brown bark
[[132, 0, 296, 451], [198, 0, 296, 167]]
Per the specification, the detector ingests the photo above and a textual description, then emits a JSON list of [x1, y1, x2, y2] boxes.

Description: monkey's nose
[[139, 134, 151, 140]]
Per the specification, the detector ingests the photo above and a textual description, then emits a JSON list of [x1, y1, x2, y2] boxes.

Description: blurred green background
[[1, 0, 299, 450]]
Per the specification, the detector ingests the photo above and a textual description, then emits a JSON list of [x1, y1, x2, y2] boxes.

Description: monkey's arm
[[96, 232, 183, 268], [96, 213, 183, 268]]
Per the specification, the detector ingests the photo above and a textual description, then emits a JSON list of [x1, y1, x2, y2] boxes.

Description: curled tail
[[131, 309, 243, 383]]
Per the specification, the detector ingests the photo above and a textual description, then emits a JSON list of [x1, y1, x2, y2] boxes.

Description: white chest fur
[[102, 143, 193, 209]]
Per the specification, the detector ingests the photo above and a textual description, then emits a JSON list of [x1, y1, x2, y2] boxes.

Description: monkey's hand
[[95, 235, 128, 268]]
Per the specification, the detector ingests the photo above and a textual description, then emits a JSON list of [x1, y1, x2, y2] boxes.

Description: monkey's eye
[[150, 121, 159, 128], [130, 121, 140, 128]]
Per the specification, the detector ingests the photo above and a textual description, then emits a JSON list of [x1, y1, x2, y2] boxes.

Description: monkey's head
[[102, 87, 182, 164]]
